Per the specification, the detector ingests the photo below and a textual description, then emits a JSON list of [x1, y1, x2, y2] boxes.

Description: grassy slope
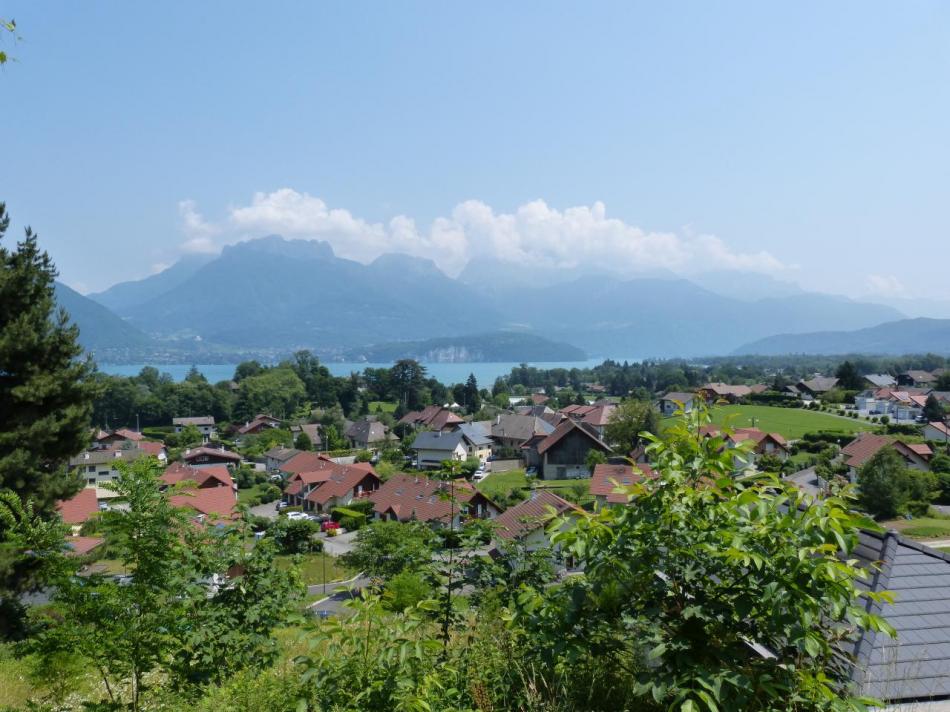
[[275, 552, 351, 585], [663, 405, 876, 440]]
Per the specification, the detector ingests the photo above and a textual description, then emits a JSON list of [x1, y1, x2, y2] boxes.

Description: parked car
[[525, 467, 537, 476], [276, 500, 288, 510], [97, 502, 110, 511], [286, 511, 308, 521], [472, 471, 487, 483], [321, 520, 340, 533]]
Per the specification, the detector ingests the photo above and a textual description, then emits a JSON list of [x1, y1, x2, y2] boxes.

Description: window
[[88, 478, 96, 486], [87, 465, 95, 473]]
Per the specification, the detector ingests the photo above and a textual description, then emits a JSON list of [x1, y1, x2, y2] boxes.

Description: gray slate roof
[[456, 423, 493, 448], [412, 430, 465, 452], [865, 374, 897, 388], [852, 530, 950, 702], [345, 420, 391, 445], [491, 414, 555, 443]]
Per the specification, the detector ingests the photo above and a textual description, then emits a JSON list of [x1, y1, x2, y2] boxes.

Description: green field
[[665, 405, 877, 440], [368, 401, 397, 413]]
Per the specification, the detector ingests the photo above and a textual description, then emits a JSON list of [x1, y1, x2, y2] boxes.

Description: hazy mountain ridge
[[81, 235, 911, 361], [54, 282, 154, 354], [734, 317, 950, 356]]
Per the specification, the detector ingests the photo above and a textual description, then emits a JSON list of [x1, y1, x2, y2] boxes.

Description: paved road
[[307, 575, 372, 617]]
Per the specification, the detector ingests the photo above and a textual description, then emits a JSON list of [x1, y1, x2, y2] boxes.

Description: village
[[50, 361, 950, 695]]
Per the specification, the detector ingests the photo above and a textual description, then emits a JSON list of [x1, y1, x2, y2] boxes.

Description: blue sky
[[1, 1, 948, 305]]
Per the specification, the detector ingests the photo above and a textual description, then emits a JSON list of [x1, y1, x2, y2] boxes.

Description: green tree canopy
[[603, 398, 659, 451], [0, 203, 98, 512]]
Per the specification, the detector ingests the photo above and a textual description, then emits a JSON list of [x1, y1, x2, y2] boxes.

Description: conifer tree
[[0, 203, 98, 513]]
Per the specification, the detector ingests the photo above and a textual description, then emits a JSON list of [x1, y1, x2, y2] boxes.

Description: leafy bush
[[269, 517, 321, 554], [355, 449, 374, 463], [382, 570, 432, 612]]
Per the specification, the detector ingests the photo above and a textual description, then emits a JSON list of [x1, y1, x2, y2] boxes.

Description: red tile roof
[[182, 446, 241, 463], [536, 419, 610, 456], [136, 441, 167, 457], [161, 462, 234, 489], [280, 451, 334, 475], [841, 433, 895, 469], [56, 488, 99, 525], [304, 465, 379, 506], [493, 490, 583, 540], [111, 428, 144, 441], [169, 486, 238, 521], [65, 536, 104, 556], [590, 463, 657, 504], [579, 404, 616, 427], [899, 442, 933, 460], [928, 421, 950, 437], [369, 473, 493, 524]]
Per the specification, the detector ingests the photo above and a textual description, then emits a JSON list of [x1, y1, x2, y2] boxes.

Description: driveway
[[321, 529, 359, 556], [249, 500, 279, 519]]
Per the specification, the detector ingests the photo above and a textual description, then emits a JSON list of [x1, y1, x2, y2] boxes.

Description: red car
[[321, 520, 340, 533]]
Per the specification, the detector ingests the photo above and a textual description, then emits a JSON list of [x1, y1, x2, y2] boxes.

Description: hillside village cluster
[[50, 362, 950, 707]]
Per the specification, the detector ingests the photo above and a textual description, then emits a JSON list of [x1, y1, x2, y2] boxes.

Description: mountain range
[[52, 234, 941, 363], [735, 317, 950, 356]]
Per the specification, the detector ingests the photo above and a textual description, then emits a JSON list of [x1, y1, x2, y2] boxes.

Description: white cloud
[[178, 199, 221, 254], [179, 189, 789, 278], [866, 273, 906, 297], [150, 262, 171, 274]]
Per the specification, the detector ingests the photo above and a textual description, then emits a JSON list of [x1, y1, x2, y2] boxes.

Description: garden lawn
[[685, 405, 875, 440], [881, 517, 950, 540], [275, 552, 351, 585], [476, 469, 529, 501], [238, 483, 271, 505]]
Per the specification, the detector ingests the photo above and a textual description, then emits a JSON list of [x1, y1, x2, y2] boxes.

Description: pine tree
[[0, 203, 98, 513]]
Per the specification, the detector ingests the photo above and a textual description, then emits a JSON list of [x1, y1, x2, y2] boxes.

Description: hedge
[[331, 507, 367, 530]]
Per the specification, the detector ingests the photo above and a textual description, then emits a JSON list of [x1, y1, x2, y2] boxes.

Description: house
[[863, 374, 897, 389], [698, 383, 754, 403], [160, 462, 235, 490], [397, 405, 464, 431], [236, 414, 282, 436], [265, 446, 301, 473], [172, 415, 216, 441], [134, 441, 168, 462], [455, 423, 493, 463], [289, 423, 322, 449], [491, 413, 556, 453], [94, 427, 144, 448], [699, 426, 789, 468], [795, 376, 839, 399], [69, 447, 149, 497], [282, 460, 380, 513], [492, 490, 585, 553], [840, 432, 931, 479], [279, 450, 335, 478], [181, 445, 242, 469], [659, 392, 696, 417], [412, 430, 491, 469], [345, 419, 397, 451], [369, 473, 500, 527], [573, 403, 617, 439], [169, 486, 239, 524], [850, 530, 950, 707], [897, 370, 937, 388], [924, 421, 950, 443], [524, 420, 611, 480], [55, 488, 100, 534], [589, 463, 657, 507]]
